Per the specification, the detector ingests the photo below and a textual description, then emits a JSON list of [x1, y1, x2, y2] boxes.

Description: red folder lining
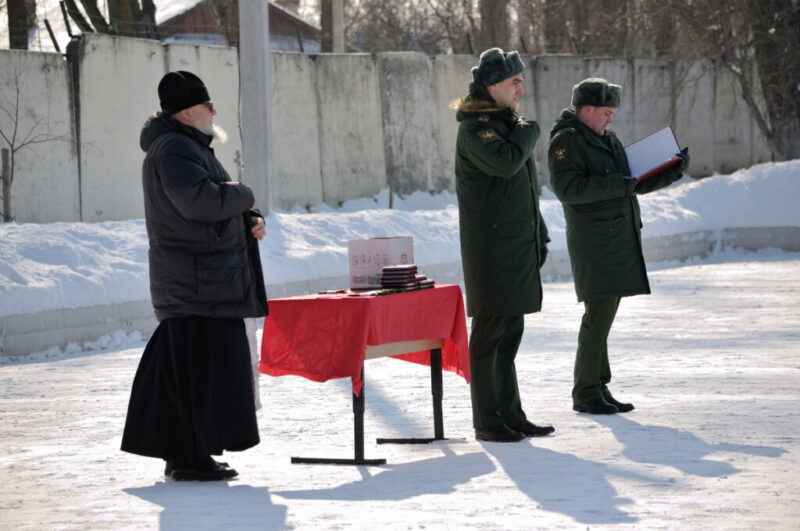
[[636, 156, 681, 182]]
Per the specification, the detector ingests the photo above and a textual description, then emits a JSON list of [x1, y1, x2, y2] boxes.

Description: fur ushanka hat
[[571, 77, 622, 108], [471, 48, 525, 87]]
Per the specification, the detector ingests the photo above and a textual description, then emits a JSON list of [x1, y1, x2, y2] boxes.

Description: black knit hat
[[571, 77, 622, 108], [471, 48, 525, 87], [158, 71, 210, 114]]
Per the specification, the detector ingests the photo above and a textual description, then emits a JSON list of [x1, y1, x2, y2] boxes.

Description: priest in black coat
[[121, 71, 268, 481]]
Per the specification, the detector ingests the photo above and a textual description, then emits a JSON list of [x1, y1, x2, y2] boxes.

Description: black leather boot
[[573, 397, 618, 414]]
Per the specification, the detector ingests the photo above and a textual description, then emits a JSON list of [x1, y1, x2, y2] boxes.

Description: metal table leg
[[292, 365, 386, 465], [377, 348, 447, 445]]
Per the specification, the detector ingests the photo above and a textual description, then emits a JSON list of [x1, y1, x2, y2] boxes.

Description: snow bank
[[1, 160, 799, 318]]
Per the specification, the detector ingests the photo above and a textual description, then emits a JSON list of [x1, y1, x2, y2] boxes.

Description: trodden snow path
[[1, 250, 799, 530]]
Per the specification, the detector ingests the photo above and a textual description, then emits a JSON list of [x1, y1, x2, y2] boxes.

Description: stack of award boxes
[[380, 265, 435, 291]]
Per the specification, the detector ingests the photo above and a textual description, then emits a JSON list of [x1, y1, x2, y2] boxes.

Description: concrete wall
[[0, 38, 783, 222], [315, 53, 386, 205], [75, 35, 164, 222], [377, 52, 445, 194], [270, 52, 323, 209], [675, 62, 716, 176], [75, 34, 242, 222], [0, 50, 78, 223], [431, 55, 474, 193], [165, 42, 242, 188]]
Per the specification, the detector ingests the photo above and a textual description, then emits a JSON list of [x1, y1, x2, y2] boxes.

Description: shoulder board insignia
[[478, 114, 490, 123], [566, 127, 577, 133], [554, 147, 568, 161], [477, 129, 501, 144]]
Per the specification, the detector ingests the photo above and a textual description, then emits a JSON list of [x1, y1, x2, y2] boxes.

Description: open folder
[[625, 126, 682, 182]]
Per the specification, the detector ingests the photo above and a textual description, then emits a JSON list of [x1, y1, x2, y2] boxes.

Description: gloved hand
[[676, 147, 690, 171], [659, 147, 690, 183], [625, 176, 638, 197], [539, 245, 548, 269]]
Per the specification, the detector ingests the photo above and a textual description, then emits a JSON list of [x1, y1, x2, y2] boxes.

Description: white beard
[[212, 123, 228, 144]]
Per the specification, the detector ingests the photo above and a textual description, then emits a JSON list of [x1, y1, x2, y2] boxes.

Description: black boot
[[573, 397, 618, 414], [475, 424, 525, 442], [508, 419, 555, 437], [604, 394, 634, 413], [170, 457, 238, 481], [165, 457, 229, 477]]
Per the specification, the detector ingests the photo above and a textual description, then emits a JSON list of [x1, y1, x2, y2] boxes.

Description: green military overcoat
[[455, 95, 549, 317], [547, 108, 678, 302]]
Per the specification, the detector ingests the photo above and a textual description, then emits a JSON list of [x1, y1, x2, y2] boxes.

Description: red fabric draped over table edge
[[259, 284, 470, 395]]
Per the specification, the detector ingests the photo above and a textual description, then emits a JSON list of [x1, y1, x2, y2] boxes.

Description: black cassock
[[121, 316, 260, 461]]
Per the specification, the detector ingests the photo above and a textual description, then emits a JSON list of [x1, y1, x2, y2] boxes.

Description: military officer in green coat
[[453, 48, 554, 442], [548, 77, 690, 414]]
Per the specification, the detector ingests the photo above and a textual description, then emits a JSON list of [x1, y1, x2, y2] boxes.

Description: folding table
[[259, 284, 470, 465]]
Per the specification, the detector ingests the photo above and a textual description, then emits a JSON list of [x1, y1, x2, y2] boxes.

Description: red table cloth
[[259, 284, 470, 394]]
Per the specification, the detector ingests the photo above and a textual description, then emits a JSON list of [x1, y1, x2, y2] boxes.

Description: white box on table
[[347, 237, 414, 289]]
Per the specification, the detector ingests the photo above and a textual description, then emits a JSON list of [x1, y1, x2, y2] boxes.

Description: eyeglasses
[[202, 101, 215, 112]]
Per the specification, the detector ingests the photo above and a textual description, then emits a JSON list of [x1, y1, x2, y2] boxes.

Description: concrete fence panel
[[0, 40, 785, 221], [164, 43, 243, 188], [714, 65, 764, 175], [531, 56, 586, 187], [0, 50, 78, 223], [270, 52, 323, 210], [76, 34, 164, 222], [377, 52, 442, 195], [674, 61, 715, 176], [314, 53, 386, 205], [630, 59, 672, 143], [432, 54, 475, 193]]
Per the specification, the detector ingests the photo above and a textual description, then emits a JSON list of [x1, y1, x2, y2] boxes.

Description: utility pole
[[321, 0, 345, 52], [238, 0, 272, 211]]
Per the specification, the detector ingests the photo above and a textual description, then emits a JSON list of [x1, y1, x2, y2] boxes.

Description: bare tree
[[479, 0, 510, 51], [661, 0, 800, 160], [62, 0, 157, 37], [0, 57, 66, 221], [344, 0, 445, 53], [62, 0, 97, 33], [6, 0, 36, 49], [424, 0, 479, 54]]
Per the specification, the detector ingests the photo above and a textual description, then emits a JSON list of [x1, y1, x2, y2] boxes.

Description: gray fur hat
[[571, 77, 622, 108], [471, 48, 525, 87]]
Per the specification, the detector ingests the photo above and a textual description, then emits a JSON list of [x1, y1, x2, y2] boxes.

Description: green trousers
[[469, 315, 526, 429], [573, 296, 621, 404]]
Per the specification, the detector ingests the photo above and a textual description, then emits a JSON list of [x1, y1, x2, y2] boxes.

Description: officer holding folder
[[547, 77, 689, 414]]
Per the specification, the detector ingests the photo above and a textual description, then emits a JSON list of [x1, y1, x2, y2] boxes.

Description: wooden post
[[2, 148, 11, 222]]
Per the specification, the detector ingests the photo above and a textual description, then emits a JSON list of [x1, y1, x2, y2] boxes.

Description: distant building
[[157, 0, 321, 53]]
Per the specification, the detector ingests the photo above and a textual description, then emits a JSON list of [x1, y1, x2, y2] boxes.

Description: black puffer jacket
[[140, 112, 268, 321]]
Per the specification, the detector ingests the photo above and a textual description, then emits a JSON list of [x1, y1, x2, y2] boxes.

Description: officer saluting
[[452, 48, 554, 442]]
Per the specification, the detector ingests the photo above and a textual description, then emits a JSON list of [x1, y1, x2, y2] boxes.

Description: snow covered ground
[[1, 250, 799, 529]]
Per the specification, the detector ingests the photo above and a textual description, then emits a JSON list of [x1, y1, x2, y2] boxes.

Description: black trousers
[[468, 315, 526, 430], [121, 316, 260, 461], [573, 296, 621, 404]]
